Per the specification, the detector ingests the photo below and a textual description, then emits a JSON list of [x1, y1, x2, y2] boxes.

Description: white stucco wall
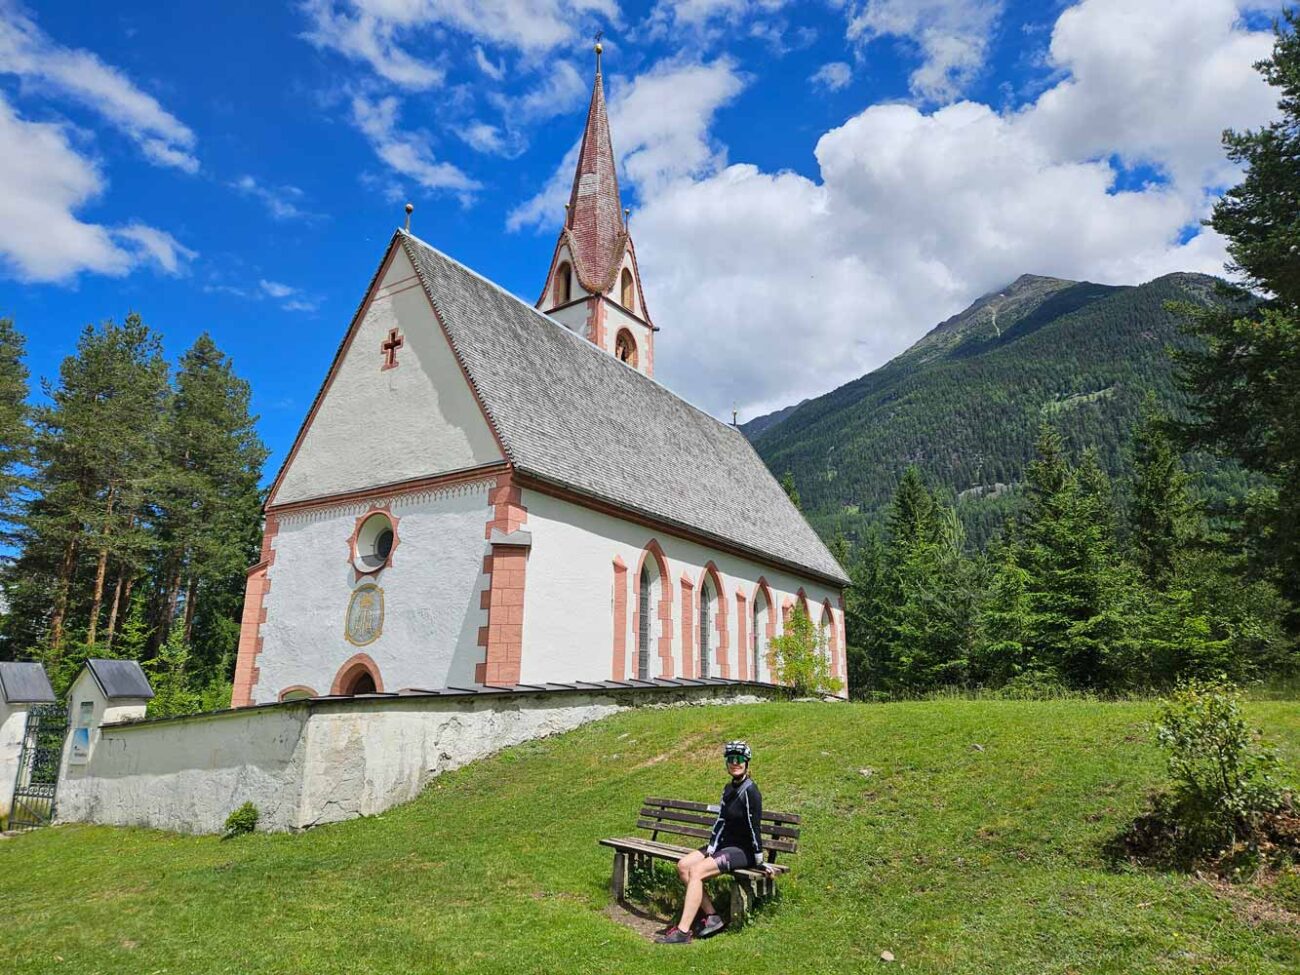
[[273, 248, 503, 506], [0, 700, 28, 821], [55, 684, 779, 834], [519, 489, 846, 693], [252, 477, 494, 703]]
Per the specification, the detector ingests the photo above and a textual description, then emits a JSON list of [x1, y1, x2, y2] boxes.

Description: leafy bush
[[1152, 678, 1287, 855], [771, 604, 842, 697], [223, 802, 259, 838]]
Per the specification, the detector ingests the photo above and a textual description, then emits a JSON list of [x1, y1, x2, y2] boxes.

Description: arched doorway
[[331, 653, 384, 696]]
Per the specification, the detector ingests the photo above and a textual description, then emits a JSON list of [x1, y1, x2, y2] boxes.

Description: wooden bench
[[599, 796, 801, 923]]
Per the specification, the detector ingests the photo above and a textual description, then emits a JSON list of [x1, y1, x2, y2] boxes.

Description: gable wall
[[272, 249, 503, 506], [250, 477, 494, 703], [517, 489, 847, 695]]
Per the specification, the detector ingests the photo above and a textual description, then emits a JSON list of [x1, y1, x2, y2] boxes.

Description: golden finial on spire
[[404, 202, 414, 232], [594, 29, 603, 75]]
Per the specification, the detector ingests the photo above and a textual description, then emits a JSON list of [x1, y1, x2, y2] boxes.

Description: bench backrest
[[639, 796, 801, 860]]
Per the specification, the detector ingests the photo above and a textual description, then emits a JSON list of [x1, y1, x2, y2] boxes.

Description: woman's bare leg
[[676, 856, 722, 933], [674, 853, 718, 927]]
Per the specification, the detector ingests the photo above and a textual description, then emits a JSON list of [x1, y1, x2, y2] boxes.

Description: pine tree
[[150, 333, 267, 674], [780, 471, 802, 511], [1018, 427, 1144, 689], [1129, 396, 1198, 585], [0, 318, 31, 547], [19, 315, 168, 659], [1177, 12, 1300, 633]]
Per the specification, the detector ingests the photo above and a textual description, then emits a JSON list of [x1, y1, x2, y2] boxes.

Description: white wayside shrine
[[231, 59, 849, 708]]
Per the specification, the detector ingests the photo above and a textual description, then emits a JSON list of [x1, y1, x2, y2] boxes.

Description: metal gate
[[8, 703, 68, 830]]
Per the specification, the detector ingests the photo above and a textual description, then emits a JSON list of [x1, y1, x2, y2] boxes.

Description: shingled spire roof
[[563, 63, 628, 294]]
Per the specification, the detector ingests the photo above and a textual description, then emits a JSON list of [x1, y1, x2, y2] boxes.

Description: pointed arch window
[[752, 588, 770, 682], [699, 578, 715, 678], [637, 563, 653, 680], [555, 262, 572, 305], [620, 267, 634, 310], [614, 329, 638, 368]]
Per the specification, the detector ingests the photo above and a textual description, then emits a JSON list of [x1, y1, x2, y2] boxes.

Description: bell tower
[[537, 40, 656, 378]]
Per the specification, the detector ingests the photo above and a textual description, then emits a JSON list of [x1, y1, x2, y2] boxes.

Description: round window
[[356, 512, 395, 570]]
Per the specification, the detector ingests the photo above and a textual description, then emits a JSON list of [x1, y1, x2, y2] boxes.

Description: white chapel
[[231, 56, 849, 707]]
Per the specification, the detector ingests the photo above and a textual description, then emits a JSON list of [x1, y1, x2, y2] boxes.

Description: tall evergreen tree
[[0, 318, 31, 549], [1128, 396, 1198, 585], [150, 334, 267, 669], [1177, 12, 1300, 633], [20, 315, 168, 661]]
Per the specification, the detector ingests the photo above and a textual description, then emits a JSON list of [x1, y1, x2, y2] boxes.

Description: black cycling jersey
[[706, 776, 764, 866]]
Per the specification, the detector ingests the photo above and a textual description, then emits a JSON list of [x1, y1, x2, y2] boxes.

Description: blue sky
[[0, 1, 1282, 482]]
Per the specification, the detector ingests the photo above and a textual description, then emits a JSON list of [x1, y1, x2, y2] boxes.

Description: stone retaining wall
[[56, 682, 781, 834]]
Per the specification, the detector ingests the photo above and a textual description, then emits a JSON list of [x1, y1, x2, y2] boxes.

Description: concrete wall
[[520, 489, 847, 693], [0, 700, 28, 822], [252, 477, 494, 703], [56, 683, 779, 835], [272, 247, 503, 506]]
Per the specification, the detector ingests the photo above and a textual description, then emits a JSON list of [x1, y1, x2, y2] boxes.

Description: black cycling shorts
[[699, 845, 756, 873]]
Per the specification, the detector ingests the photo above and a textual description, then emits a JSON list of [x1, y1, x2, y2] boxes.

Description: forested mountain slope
[[746, 271, 1233, 546]]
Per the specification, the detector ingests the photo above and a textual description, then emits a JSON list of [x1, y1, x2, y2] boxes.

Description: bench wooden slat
[[599, 836, 792, 875], [638, 808, 800, 840], [638, 806, 801, 838], [645, 796, 802, 825], [634, 819, 798, 853]]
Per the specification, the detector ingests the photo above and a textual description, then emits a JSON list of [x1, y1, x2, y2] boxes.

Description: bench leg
[[612, 852, 629, 902], [729, 876, 755, 925]]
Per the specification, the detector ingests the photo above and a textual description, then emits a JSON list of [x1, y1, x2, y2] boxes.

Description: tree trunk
[[86, 547, 111, 645], [50, 535, 80, 651], [182, 575, 197, 644], [159, 559, 183, 644], [104, 571, 126, 650], [85, 487, 118, 646]]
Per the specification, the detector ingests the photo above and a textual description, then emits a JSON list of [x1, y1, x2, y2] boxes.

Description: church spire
[[563, 41, 626, 294], [538, 36, 655, 378]]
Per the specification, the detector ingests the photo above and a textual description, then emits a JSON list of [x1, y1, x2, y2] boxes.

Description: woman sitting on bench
[[656, 740, 773, 944]]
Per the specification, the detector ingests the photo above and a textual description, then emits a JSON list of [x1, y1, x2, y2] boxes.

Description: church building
[[231, 55, 849, 707]]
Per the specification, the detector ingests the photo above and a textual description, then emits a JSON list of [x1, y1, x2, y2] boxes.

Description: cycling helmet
[[723, 740, 752, 763]]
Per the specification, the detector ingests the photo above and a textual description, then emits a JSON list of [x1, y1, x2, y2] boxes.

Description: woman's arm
[[743, 786, 765, 865]]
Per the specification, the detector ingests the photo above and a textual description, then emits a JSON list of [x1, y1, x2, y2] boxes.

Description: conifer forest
[[0, 316, 266, 713]]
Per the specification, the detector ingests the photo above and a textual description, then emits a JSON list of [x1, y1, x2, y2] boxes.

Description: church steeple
[[564, 51, 625, 293], [538, 38, 655, 378]]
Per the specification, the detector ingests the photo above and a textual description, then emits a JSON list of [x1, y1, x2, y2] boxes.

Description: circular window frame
[[348, 505, 400, 578]]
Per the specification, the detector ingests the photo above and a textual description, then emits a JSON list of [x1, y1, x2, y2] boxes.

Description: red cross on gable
[[381, 328, 404, 371]]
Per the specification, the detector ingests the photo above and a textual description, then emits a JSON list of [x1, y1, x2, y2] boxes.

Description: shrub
[[223, 802, 259, 838], [1152, 678, 1286, 855], [771, 604, 843, 697]]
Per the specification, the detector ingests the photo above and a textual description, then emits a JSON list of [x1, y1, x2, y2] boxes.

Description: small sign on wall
[[68, 700, 94, 765]]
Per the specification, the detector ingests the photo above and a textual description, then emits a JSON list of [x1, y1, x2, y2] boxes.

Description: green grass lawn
[[3, 700, 1298, 975]]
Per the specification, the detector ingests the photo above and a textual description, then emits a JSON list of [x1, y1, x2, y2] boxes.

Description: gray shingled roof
[[85, 659, 154, 700], [0, 662, 56, 704], [401, 232, 848, 586]]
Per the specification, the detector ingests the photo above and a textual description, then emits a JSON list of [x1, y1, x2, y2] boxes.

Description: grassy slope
[[3, 700, 1298, 975]]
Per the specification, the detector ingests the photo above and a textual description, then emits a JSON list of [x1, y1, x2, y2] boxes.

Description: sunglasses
[[724, 754, 748, 765]]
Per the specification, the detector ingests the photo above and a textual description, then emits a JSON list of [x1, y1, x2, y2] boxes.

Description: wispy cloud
[[810, 61, 852, 91], [845, 0, 1004, 104], [0, 1, 198, 171], [230, 175, 315, 221], [351, 93, 481, 195]]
